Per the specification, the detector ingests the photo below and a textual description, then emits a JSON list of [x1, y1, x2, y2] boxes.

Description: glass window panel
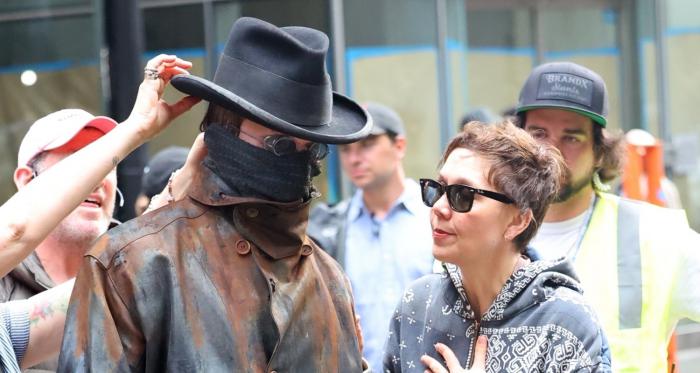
[[539, 8, 617, 52], [467, 9, 532, 49], [664, 0, 700, 233], [667, 0, 700, 29], [465, 7, 534, 118], [0, 0, 90, 13], [0, 8, 100, 202], [237, 0, 329, 32], [142, 4, 207, 159], [446, 0, 469, 131], [538, 6, 622, 132], [343, 0, 441, 193], [345, 0, 436, 46], [144, 5, 204, 51], [0, 15, 96, 66]]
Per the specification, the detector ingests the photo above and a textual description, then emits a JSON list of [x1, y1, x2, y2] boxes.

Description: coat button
[[235, 239, 251, 255], [301, 244, 313, 256], [246, 208, 259, 218]]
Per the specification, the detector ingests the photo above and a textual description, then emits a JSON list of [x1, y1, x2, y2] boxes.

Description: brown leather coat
[[58, 166, 364, 372]]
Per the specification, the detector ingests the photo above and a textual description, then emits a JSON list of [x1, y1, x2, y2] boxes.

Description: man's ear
[[504, 208, 532, 242], [14, 167, 34, 190], [393, 135, 407, 160]]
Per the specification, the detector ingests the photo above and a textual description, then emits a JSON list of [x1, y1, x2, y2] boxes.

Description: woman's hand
[[145, 133, 207, 213], [128, 54, 201, 140], [421, 335, 487, 373]]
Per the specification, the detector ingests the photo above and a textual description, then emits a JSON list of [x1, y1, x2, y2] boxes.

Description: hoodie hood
[[385, 249, 610, 372], [444, 251, 583, 322]]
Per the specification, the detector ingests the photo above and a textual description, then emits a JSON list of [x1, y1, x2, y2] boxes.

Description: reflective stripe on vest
[[616, 198, 642, 329]]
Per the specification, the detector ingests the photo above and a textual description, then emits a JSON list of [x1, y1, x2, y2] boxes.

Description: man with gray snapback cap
[[308, 102, 433, 372], [516, 61, 700, 372], [59, 17, 371, 372]]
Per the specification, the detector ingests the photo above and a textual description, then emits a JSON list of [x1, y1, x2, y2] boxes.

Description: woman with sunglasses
[[383, 121, 611, 372]]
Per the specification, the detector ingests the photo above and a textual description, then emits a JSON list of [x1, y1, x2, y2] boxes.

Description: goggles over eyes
[[237, 126, 329, 160], [419, 178, 514, 213], [261, 135, 328, 160]]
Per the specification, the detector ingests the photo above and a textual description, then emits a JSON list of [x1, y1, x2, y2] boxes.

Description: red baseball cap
[[17, 109, 118, 167]]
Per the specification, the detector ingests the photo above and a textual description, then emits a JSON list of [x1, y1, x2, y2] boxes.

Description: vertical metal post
[[330, 0, 347, 95], [530, 3, 544, 66], [105, 0, 147, 221], [94, 0, 109, 115], [328, 0, 349, 202], [618, 0, 642, 131], [436, 0, 452, 149], [203, 0, 218, 80], [653, 0, 671, 145]]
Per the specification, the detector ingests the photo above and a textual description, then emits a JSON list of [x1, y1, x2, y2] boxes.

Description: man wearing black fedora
[[58, 17, 372, 372]]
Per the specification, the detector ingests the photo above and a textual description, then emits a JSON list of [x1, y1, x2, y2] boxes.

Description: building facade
[[1, 0, 699, 365]]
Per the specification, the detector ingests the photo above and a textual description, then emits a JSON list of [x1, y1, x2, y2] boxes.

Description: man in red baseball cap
[[1, 108, 117, 371]]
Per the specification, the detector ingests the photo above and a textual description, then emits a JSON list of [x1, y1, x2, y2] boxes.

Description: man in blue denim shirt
[[308, 102, 434, 372]]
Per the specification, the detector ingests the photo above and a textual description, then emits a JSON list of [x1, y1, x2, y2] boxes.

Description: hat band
[[214, 54, 332, 127]]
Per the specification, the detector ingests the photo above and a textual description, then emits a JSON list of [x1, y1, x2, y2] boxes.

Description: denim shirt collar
[[347, 178, 423, 222]]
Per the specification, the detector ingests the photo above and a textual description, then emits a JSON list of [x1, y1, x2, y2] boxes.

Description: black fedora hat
[[171, 17, 371, 144]]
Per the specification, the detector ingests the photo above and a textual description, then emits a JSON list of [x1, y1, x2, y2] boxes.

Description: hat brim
[[516, 104, 607, 127], [87, 116, 119, 134], [43, 116, 117, 152], [171, 75, 372, 144]]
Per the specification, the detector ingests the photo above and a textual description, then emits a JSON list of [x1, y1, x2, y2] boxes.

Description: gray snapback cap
[[516, 62, 609, 127], [365, 102, 406, 136]]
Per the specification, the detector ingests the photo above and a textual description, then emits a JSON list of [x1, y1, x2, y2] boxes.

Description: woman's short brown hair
[[441, 121, 566, 250]]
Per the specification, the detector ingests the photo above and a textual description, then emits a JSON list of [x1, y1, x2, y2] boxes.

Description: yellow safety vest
[[576, 192, 689, 372]]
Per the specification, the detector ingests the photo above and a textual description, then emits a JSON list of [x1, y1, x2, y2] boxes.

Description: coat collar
[[347, 178, 425, 222], [188, 164, 314, 259]]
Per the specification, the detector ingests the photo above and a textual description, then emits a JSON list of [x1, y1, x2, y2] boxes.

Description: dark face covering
[[204, 123, 321, 203]]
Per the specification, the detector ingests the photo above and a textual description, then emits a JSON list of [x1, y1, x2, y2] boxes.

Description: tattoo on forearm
[[112, 156, 120, 167], [28, 296, 69, 327]]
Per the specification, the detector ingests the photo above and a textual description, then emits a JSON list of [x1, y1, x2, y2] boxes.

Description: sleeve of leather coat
[[58, 255, 141, 372]]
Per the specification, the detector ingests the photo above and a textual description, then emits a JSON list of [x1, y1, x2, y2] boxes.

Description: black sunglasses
[[419, 178, 514, 213]]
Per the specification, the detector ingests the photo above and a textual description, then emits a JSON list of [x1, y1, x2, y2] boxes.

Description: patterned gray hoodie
[[383, 255, 612, 372]]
